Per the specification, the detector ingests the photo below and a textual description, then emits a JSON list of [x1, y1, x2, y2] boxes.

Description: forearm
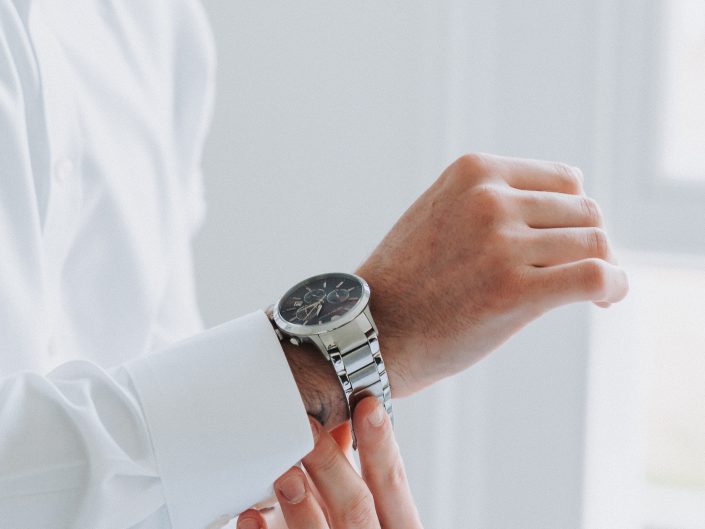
[[281, 340, 350, 429]]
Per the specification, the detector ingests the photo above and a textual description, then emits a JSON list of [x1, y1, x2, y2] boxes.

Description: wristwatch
[[271, 272, 393, 445]]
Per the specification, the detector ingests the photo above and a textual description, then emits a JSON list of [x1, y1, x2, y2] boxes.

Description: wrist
[[355, 265, 417, 398], [280, 339, 349, 429]]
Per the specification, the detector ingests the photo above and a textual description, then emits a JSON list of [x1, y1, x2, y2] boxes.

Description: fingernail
[[308, 416, 320, 443], [237, 517, 260, 529], [278, 473, 306, 504], [368, 403, 385, 427]]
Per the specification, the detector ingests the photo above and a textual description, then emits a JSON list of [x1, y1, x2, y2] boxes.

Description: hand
[[236, 397, 423, 529], [357, 153, 629, 397]]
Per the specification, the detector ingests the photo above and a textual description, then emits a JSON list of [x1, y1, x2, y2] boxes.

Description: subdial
[[326, 288, 350, 304], [304, 288, 325, 304]]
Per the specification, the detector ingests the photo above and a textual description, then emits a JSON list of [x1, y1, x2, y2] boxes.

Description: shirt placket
[[28, 6, 83, 360]]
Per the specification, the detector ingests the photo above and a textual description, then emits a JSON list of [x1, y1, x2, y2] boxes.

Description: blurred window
[[585, 1, 705, 528], [659, 0, 705, 182], [585, 260, 705, 529], [640, 266, 705, 529], [639, 1, 705, 523], [647, 11, 705, 526], [605, 0, 705, 252]]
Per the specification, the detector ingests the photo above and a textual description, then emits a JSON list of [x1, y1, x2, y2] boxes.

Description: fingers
[[303, 419, 381, 529], [329, 422, 354, 457], [500, 157, 584, 195], [354, 397, 423, 529], [523, 227, 617, 267], [237, 509, 267, 529], [517, 190, 603, 228], [528, 258, 629, 308], [272, 466, 329, 529]]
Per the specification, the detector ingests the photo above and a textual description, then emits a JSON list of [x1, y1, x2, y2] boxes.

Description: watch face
[[278, 273, 365, 327]]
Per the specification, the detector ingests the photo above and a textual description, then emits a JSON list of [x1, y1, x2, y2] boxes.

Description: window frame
[[594, 0, 705, 255]]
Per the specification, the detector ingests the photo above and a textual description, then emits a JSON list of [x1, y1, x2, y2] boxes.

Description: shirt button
[[54, 157, 75, 182]]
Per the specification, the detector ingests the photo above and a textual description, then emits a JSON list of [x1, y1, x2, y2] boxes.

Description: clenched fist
[[357, 153, 628, 397]]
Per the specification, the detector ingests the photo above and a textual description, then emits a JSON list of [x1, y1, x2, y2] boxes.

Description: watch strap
[[266, 305, 394, 448], [325, 310, 393, 430]]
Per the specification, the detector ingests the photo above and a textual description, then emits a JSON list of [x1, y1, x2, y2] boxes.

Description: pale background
[[194, 1, 705, 528]]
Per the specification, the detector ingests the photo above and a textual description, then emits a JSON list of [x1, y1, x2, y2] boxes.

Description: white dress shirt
[[0, 1, 313, 528]]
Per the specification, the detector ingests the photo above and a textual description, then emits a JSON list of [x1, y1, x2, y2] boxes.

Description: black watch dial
[[279, 274, 363, 326]]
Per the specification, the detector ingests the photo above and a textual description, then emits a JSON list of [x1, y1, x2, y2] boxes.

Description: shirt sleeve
[[0, 311, 314, 529]]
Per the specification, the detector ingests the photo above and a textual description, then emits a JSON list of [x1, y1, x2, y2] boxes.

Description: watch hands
[[302, 298, 324, 320]]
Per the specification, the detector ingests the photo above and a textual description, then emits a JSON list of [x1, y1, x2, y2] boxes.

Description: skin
[[236, 397, 422, 529], [282, 153, 629, 428], [242, 152, 631, 527]]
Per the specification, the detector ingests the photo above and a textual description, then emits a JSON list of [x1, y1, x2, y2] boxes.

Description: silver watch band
[[321, 309, 394, 430], [268, 304, 393, 446]]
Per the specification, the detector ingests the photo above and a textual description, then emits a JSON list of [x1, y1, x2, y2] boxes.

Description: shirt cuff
[[126, 310, 314, 529]]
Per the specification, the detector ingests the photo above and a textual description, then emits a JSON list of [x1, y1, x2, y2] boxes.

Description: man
[[0, 1, 628, 528]]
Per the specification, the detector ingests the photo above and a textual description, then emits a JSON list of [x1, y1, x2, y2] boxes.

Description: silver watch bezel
[[272, 272, 371, 338]]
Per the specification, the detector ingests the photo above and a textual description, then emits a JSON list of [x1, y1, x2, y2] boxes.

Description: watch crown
[[289, 337, 301, 346]]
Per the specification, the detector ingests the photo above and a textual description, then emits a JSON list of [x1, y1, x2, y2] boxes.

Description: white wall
[[194, 1, 600, 527], [194, 0, 446, 324]]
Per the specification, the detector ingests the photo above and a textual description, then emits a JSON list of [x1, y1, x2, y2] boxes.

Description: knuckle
[[470, 184, 507, 219], [586, 228, 610, 260], [306, 440, 340, 474], [383, 455, 409, 490], [455, 152, 489, 174], [520, 190, 540, 210], [486, 228, 518, 265], [341, 490, 376, 527], [555, 162, 583, 193], [580, 197, 603, 225], [483, 265, 525, 314]]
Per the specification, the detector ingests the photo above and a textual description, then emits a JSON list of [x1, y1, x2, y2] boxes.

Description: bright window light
[[641, 266, 705, 528], [584, 258, 705, 529], [659, 0, 705, 182]]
